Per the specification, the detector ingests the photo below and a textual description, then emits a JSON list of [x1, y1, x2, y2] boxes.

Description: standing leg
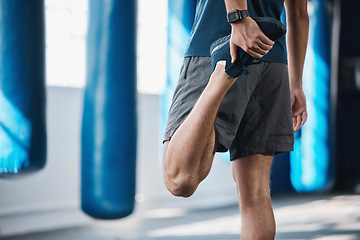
[[163, 64, 235, 197], [231, 154, 276, 240]]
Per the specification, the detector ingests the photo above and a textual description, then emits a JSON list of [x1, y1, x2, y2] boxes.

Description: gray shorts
[[164, 56, 294, 160]]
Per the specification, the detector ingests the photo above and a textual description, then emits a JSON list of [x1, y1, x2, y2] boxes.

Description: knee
[[164, 174, 198, 198], [233, 180, 271, 206]]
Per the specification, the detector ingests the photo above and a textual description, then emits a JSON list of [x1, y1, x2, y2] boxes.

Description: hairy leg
[[231, 154, 275, 240], [163, 64, 235, 197]]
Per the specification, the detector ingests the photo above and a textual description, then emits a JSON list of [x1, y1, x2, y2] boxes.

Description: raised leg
[[163, 64, 235, 197], [231, 154, 276, 240]]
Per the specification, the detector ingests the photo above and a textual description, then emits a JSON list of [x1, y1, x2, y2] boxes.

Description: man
[[163, 0, 308, 239]]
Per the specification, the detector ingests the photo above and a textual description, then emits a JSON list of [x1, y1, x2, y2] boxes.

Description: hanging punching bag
[[0, 0, 46, 176], [81, 0, 137, 219], [290, 0, 335, 192]]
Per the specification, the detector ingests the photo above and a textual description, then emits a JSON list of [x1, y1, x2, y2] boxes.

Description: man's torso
[[184, 0, 287, 64]]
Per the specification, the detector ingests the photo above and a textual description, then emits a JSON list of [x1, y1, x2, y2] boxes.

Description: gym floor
[[2, 193, 360, 240]]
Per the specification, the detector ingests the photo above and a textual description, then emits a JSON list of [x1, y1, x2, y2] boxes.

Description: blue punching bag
[[290, 0, 335, 192], [0, 0, 46, 176], [161, 0, 197, 143], [81, 0, 137, 219]]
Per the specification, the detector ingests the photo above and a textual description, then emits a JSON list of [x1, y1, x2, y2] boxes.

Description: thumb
[[230, 40, 237, 63]]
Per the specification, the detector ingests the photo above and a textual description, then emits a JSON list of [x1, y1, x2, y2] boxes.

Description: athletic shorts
[[163, 56, 294, 161]]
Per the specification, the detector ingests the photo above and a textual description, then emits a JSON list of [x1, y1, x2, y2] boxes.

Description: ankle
[[208, 67, 236, 91], [241, 225, 275, 240], [213, 64, 235, 81]]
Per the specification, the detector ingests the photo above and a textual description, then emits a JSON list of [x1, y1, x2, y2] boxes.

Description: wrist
[[227, 9, 249, 24], [290, 79, 303, 89], [230, 15, 251, 26]]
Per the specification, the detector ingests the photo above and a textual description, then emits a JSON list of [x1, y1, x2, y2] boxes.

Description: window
[[45, 0, 167, 95]]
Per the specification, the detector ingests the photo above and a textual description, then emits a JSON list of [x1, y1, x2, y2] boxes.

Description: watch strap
[[227, 10, 249, 23]]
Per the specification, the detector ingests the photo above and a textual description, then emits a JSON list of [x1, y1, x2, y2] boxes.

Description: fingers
[[292, 117, 296, 131], [230, 41, 237, 63], [258, 39, 273, 51], [301, 111, 308, 125], [231, 38, 266, 61], [252, 47, 268, 56], [293, 111, 308, 132], [259, 34, 274, 47], [246, 34, 274, 58], [245, 39, 273, 59], [293, 115, 301, 132], [247, 48, 264, 59]]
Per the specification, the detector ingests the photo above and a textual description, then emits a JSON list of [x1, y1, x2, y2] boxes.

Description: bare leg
[[163, 64, 235, 197], [231, 154, 276, 240]]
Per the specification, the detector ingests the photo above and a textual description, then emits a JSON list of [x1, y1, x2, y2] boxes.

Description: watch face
[[228, 11, 239, 23]]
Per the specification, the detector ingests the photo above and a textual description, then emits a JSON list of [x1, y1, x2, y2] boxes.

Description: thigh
[[163, 57, 212, 143]]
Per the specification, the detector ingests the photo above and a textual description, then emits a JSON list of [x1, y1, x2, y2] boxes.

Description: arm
[[284, 0, 309, 132], [224, 0, 274, 61]]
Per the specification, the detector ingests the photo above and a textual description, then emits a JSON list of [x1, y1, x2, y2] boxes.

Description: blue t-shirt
[[184, 0, 287, 64]]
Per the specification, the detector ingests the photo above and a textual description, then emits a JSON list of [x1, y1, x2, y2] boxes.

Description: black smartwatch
[[227, 10, 249, 23]]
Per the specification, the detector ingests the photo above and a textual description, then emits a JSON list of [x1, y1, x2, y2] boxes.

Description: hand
[[291, 86, 307, 132], [230, 17, 274, 62]]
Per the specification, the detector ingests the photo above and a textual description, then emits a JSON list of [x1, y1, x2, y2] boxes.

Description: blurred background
[[0, 0, 360, 239]]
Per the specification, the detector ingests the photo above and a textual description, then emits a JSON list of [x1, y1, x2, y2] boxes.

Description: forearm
[[285, 0, 309, 88], [224, 0, 247, 12]]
